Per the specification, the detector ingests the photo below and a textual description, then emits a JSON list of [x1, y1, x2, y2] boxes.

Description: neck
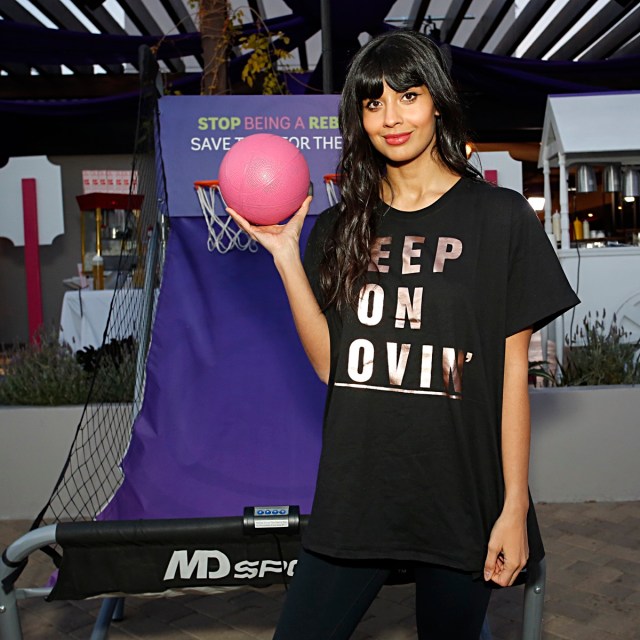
[[382, 158, 461, 211]]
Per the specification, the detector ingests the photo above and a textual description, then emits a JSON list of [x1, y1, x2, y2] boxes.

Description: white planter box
[[0, 405, 83, 520], [530, 385, 640, 502]]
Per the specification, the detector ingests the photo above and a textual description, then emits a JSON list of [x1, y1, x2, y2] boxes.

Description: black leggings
[[273, 549, 492, 640]]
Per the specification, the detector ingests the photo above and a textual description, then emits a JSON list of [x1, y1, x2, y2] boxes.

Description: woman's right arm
[[226, 197, 331, 383]]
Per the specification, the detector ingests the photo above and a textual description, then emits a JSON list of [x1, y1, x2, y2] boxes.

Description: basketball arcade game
[[0, 73, 545, 640], [0, 80, 343, 638]]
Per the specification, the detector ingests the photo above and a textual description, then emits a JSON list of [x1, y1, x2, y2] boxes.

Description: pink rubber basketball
[[218, 134, 310, 225]]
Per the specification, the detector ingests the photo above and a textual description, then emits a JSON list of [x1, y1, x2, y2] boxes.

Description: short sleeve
[[506, 198, 580, 336]]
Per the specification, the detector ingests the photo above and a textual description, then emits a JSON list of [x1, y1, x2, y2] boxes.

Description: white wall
[[557, 246, 640, 343], [530, 386, 640, 502], [472, 151, 524, 193], [0, 404, 134, 521], [0, 406, 82, 520]]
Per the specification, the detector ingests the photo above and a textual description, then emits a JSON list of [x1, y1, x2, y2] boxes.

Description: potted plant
[[528, 310, 640, 503], [558, 310, 640, 386], [0, 329, 135, 518]]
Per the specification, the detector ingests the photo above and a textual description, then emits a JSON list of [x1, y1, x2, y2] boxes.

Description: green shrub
[[528, 360, 557, 387], [78, 336, 137, 403], [559, 310, 640, 386], [0, 328, 136, 405]]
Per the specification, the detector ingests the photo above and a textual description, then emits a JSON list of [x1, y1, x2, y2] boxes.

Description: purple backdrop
[[101, 215, 325, 520], [102, 96, 343, 520]]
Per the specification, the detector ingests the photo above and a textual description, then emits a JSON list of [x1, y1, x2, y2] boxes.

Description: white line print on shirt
[[334, 382, 462, 399]]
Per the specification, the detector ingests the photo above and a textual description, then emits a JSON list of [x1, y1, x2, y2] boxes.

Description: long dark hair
[[319, 29, 482, 310]]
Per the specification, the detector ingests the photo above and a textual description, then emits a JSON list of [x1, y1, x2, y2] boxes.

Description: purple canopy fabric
[[100, 216, 325, 520]]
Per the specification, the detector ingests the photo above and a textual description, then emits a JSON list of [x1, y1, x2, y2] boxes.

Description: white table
[[59, 289, 144, 351]]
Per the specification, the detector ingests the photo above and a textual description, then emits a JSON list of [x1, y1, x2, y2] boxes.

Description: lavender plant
[[0, 328, 136, 405], [559, 310, 640, 386]]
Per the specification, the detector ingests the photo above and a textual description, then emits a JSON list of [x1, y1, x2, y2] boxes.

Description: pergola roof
[[2, 0, 639, 81], [1, 0, 639, 155]]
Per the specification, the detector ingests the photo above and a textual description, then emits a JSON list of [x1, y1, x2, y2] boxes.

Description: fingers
[[496, 560, 525, 587], [288, 195, 313, 225], [299, 194, 313, 212], [225, 207, 256, 238], [226, 194, 313, 233], [504, 554, 528, 587], [485, 549, 527, 587], [483, 545, 499, 583]]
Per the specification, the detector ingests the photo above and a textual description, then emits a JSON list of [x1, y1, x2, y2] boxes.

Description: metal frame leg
[[522, 558, 546, 640], [480, 557, 546, 640], [90, 597, 125, 640], [113, 597, 125, 621], [0, 525, 57, 640], [0, 584, 23, 640], [480, 613, 493, 639]]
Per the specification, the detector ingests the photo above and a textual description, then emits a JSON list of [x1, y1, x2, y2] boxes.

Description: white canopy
[[538, 92, 640, 249], [538, 92, 640, 168]]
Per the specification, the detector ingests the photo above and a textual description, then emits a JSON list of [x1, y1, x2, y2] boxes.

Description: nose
[[383, 101, 402, 128]]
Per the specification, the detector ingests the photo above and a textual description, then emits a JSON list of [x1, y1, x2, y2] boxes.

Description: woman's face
[[361, 81, 439, 167]]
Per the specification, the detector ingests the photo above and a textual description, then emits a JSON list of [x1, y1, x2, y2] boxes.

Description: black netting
[[31, 47, 168, 532]]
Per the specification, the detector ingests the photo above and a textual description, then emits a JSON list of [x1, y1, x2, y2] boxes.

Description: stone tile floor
[[1, 501, 639, 639]]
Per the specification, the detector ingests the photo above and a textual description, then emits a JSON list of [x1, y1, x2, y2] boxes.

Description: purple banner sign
[[159, 95, 342, 217]]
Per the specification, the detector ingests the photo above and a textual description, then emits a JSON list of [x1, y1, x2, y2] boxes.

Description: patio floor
[[1, 501, 639, 639]]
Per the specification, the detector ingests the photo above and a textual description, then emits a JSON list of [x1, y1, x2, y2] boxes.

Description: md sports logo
[[163, 549, 297, 581]]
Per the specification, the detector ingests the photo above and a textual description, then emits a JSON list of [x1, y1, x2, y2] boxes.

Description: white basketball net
[[195, 182, 258, 254], [324, 174, 341, 207]]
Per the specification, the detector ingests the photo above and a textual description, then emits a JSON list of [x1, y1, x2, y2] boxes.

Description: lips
[[383, 132, 412, 145]]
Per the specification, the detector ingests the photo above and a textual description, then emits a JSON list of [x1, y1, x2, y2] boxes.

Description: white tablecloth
[[59, 289, 144, 351]]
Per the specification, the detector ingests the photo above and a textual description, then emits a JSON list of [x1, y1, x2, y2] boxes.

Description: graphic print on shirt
[[335, 233, 474, 400]]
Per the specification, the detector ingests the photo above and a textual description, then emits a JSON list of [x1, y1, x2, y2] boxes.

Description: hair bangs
[[353, 41, 427, 102]]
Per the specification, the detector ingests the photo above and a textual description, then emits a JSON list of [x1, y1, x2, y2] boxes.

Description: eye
[[364, 99, 382, 111], [401, 91, 419, 102]]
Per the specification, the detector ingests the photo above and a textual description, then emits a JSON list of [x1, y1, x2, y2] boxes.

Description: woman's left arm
[[484, 326, 533, 586]]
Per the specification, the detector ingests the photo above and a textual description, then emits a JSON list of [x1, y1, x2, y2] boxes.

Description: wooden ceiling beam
[[519, 0, 599, 59], [440, 0, 473, 43], [574, 4, 640, 60], [28, 0, 121, 74], [406, 0, 432, 32], [491, 0, 554, 57], [463, 0, 511, 51], [0, 1, 62, 74], [548, 2, 630, 60], [159, 0, 198, 32], [120, 0, 185, 73]]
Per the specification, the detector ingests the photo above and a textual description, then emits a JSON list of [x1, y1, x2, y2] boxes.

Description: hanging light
[[622, 167, 640, 200], [603, 165, 621, 192], [576, 164, 597, 192]]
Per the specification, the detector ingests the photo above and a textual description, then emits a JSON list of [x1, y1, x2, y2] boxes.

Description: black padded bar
[[56, 515, 309, 546]]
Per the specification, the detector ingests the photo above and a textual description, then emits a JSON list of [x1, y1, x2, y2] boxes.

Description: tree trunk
[[200, 0, 229, 95]]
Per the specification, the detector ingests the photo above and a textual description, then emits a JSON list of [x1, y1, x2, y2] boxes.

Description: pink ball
[[218, 133, 310, 225]]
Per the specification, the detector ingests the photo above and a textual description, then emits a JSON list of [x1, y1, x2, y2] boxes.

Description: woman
[[228, 29, 579, 640]]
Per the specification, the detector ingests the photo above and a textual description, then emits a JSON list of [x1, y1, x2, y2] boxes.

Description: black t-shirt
[[302, 177, 579, 574]]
